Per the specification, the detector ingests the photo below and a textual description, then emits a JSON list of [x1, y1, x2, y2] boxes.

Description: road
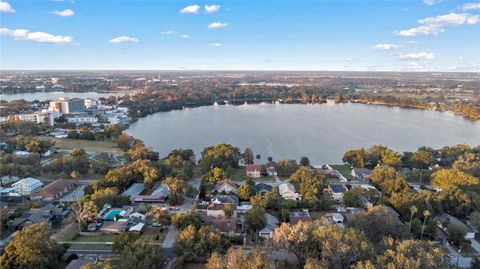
[[444, 243, 473, 268]]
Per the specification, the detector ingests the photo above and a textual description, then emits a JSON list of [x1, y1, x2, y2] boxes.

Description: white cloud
[[371, 43, 403, 50], [398, 52, 435, 61], [180, 34, 190, 39], [52, 9, 74, 17], [423, 0, 441, 6], [462, 2, 480, 11], [406, 40, 418, 44], [208, 22, 228, 30], [210, 43, 221, 47], [0, 27, 74, 44], [180, 5, 200, 14], [205, 5, 220, 13], [161, 30, 175, 35], [0, 1, 15, 13], [397, 12, 480, 36], [108, 36, 139, 43]]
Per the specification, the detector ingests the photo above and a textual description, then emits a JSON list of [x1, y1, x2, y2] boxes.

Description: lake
[[0, 91, 126, 102], [126, 103, 480, 164]]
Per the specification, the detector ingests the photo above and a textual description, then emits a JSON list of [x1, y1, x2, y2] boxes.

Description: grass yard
[[73, 234, 117, 242], [330, 164, 353, 179], [36, 136, 124, 154], [140, 227, 167, 243]]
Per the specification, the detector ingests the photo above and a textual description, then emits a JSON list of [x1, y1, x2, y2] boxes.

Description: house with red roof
[[245, 164, 261, 178]]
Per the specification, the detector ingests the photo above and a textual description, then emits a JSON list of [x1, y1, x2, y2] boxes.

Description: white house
[[207, 203, 237, 219], [351, 168, 372, 181], [214, 179, 239, 194], [245, 164, 261, 178], [278, 183, 301, 201], [11, 177, 43, 195]]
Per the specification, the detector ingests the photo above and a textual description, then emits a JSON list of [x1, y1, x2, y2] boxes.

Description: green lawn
[[73, 234, 117, 242], [226, 167, 248, 181], [330, 164, 352, 178]]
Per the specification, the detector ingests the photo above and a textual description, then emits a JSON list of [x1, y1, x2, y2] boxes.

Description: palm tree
[[420, 210, 430, 239], [408, 206, 418, 231]]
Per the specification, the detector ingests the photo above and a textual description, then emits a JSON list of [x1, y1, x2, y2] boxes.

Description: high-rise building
[[49, 98, 85, 114]]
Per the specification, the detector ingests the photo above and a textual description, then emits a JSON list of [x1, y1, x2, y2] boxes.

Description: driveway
[[162, 226, 178, 249]]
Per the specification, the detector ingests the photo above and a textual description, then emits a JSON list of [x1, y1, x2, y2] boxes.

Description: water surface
[[126, 103, 480, 164]]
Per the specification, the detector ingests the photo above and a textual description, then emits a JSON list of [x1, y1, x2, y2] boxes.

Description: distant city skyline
[[1, 0, 479, 71]]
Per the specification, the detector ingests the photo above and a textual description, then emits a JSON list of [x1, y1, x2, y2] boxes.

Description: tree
[[411, 148, 434, 169], [447, 224, 467, 247], [163, 177, 188, 205], [112, 232, 140, 253], [275, 159, 299, 177], [272, 221, 312, 265], [199, 144, 241, 172], [243, 148, 254, 165], [174, 225, 229, 261], [308, 224, 373, 268], [224, 203, 234, 218], [119, 238, 164, 269], [347, 205, 410, 244], [126, 142, 158, 161], [72, 200, 98, 232], [431, 169, 479, 190], [420, 210, 430, 239], [70, 170, 81, 180], [342, 149, 365, 168], [245, 206, 266, 241], [149, 207, 171, 226], [203, 167, 228, 183], [437, 186, 474, 218], [369, 166, 409, 196], [0, 223, 66, 269], [374, 239, 448, 269], [238, 179, 256, 200], [453, 152, 480, 177], [206, 248, 270, 269], [299, 156, 310, 167], [256, 154, 261, 160], [381, 149, 402, 168], [289, 166, 323, 200], [469, 211, 480, 230], [171, 213, 201, 230], [342, 189, 364, 207], [408, 206, 418, 231]]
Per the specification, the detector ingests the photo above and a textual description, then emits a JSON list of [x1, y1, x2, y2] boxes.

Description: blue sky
[[1, 0, 479, 71]]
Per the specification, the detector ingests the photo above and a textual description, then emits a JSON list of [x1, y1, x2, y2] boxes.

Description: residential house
[[215, 179, 239, 194], [134, 183, 169, 203], [289, 209, 312, 225], [266, 162, 276, 176], [351, 168, 372, 181], [30, 179, 75, 201], [255, 182, 272, 196], [99, 220, 128, 234], [245, 164, 261, 178], [328, 184, 347, 201], [122, 183, 145, 202], [207, 203, 237, 219], [278, 183, 301, 201], [211, 194, 240, 206], [202, 215, 237, 234], [258, 213, 278, 239], [11, 177, 43, 195]]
